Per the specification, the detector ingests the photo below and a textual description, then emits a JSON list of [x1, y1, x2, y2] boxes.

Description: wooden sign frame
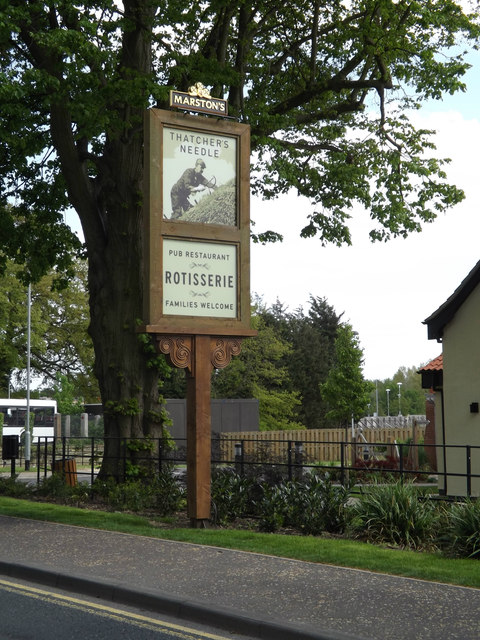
[[141, 108, 256, 526], [141, 108, 254, 338]]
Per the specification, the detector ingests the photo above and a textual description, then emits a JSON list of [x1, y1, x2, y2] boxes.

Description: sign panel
[[163, 239, 237, 318], [143, 108, 254, 336], [163, 127, 237, 225], [170, 90, 228, 116]]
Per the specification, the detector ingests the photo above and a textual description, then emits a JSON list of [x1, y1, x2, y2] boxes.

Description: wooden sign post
[[141, 102, 255, 527], [157, 334, 242, 524]]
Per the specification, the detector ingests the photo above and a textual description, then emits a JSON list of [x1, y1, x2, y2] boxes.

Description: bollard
[[234, 441, 244, 476], [80, 412, 89, 437], [294, 441, 303, 480]]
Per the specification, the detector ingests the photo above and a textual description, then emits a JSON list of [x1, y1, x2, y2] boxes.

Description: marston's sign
[[170, 82, 228, 116]]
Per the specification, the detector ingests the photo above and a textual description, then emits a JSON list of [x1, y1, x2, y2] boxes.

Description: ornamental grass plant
[[440, 499, 480, 559], [349, 480, 439, 549]]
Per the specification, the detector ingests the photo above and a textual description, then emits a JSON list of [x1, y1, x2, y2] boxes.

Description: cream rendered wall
[[442, 284, 480, 497], [433, 392, 446, 494]]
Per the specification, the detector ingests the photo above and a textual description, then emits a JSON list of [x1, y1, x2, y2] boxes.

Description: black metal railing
[[2, 436, 480, 497]]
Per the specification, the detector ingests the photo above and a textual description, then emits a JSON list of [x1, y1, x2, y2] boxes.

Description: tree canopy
[[0, 259, 98, 401], [321, 323, 374, 426], [1, 1, 479, 268], [1, 2, 479, 475], [214, 295, 353, 429], [212, 308, 303, 430]]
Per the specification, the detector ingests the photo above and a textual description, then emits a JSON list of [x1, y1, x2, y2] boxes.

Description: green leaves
[[441, 499, 480, 558], [211, 306, 303, 430], [321, 323, 374, 426], [0, 259, 97, 399], [1, 1, 479, 458], [0, 0, 478, 279], [350, 481, 439, 549], [1, 0, 478, 267], [52, 373, 84, 415]]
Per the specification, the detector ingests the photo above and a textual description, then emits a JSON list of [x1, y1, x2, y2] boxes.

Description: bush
[[34, 473, 90, 505], [0, 476, 33, 498], [257, 483, 286, 532], [349, 481, 438, 549], [152, 468, 185, 515], [353, 456, 400, 483], [441, 499, 480, 559], [298, 472, 351, 534], [210, 469, 352, 534], [35, 473, 75, 499], [257, 472, 352, 535], [211, 468, 259, 524], [93, 467, 185, 515]]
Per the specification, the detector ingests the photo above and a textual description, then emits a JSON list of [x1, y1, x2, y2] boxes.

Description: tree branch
[[266, 137, 344, 155], [310, 0, 320, 84]]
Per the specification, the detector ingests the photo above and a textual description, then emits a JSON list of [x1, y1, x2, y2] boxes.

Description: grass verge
[[0, 497, 479, 589]]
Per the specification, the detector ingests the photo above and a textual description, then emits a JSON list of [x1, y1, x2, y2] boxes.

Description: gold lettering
[[170, 90, 228, 115]]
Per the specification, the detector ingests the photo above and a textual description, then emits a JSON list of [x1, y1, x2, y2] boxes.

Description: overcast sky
[[250, 49, 480, 381]]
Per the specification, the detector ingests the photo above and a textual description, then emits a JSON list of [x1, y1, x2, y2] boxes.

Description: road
[[0, 578, 251, 640]]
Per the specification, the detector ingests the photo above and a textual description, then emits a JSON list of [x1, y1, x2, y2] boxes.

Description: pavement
[[0, 516, 480, 640]]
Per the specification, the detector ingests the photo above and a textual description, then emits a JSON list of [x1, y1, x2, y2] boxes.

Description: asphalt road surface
[[0, 578, 249, 640]]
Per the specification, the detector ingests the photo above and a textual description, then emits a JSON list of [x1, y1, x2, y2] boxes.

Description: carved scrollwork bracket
[[155, 335, 242, 375], [210, 337, 242, 369], [156, 336, 193, 372]]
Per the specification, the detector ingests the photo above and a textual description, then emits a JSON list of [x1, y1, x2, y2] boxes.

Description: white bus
[[0, 399, 57, 442]]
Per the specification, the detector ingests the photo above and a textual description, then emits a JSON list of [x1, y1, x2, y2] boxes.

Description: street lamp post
[[397, 382, 402, 416], [386, 389, 390, 416], [25, 283, 31, 471]]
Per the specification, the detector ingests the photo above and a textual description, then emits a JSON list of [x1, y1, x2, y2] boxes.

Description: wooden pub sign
[[141, 87, 255, 526]]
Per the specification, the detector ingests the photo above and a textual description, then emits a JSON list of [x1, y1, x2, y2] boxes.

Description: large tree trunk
[[85, 131, 165, 480], [50, 104, 162, 478], [51, 0, 162, 480]]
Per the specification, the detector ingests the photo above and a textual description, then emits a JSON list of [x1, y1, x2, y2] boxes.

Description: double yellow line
[[0, 578, 231, 640]]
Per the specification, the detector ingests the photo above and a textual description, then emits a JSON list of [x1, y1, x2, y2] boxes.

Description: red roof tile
[[419, 354, 443, 372]]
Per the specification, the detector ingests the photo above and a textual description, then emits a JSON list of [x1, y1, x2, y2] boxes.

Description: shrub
[[353, 456, 400, 484], [34, 473, 91, 505], [104, 480, 147, 512], [300, 472, 351, 534], [257, 483, 286, 532], [256, 472, 352, 535], [441, 499, 480, 559], [152, 468, 185, 515], [94, 468, 184, 515], [280, 473, 350, 535], [211, 468, 258, 524], [0, 476, 33, 498], [35, 473, 75, 499], [349, 481, 438, 549]]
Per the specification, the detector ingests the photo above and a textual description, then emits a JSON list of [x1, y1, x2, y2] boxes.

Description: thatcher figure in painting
[[170, 159, 216, 219]]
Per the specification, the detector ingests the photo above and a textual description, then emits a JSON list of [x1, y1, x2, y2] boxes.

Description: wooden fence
[[219, 426, 426, 463]]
